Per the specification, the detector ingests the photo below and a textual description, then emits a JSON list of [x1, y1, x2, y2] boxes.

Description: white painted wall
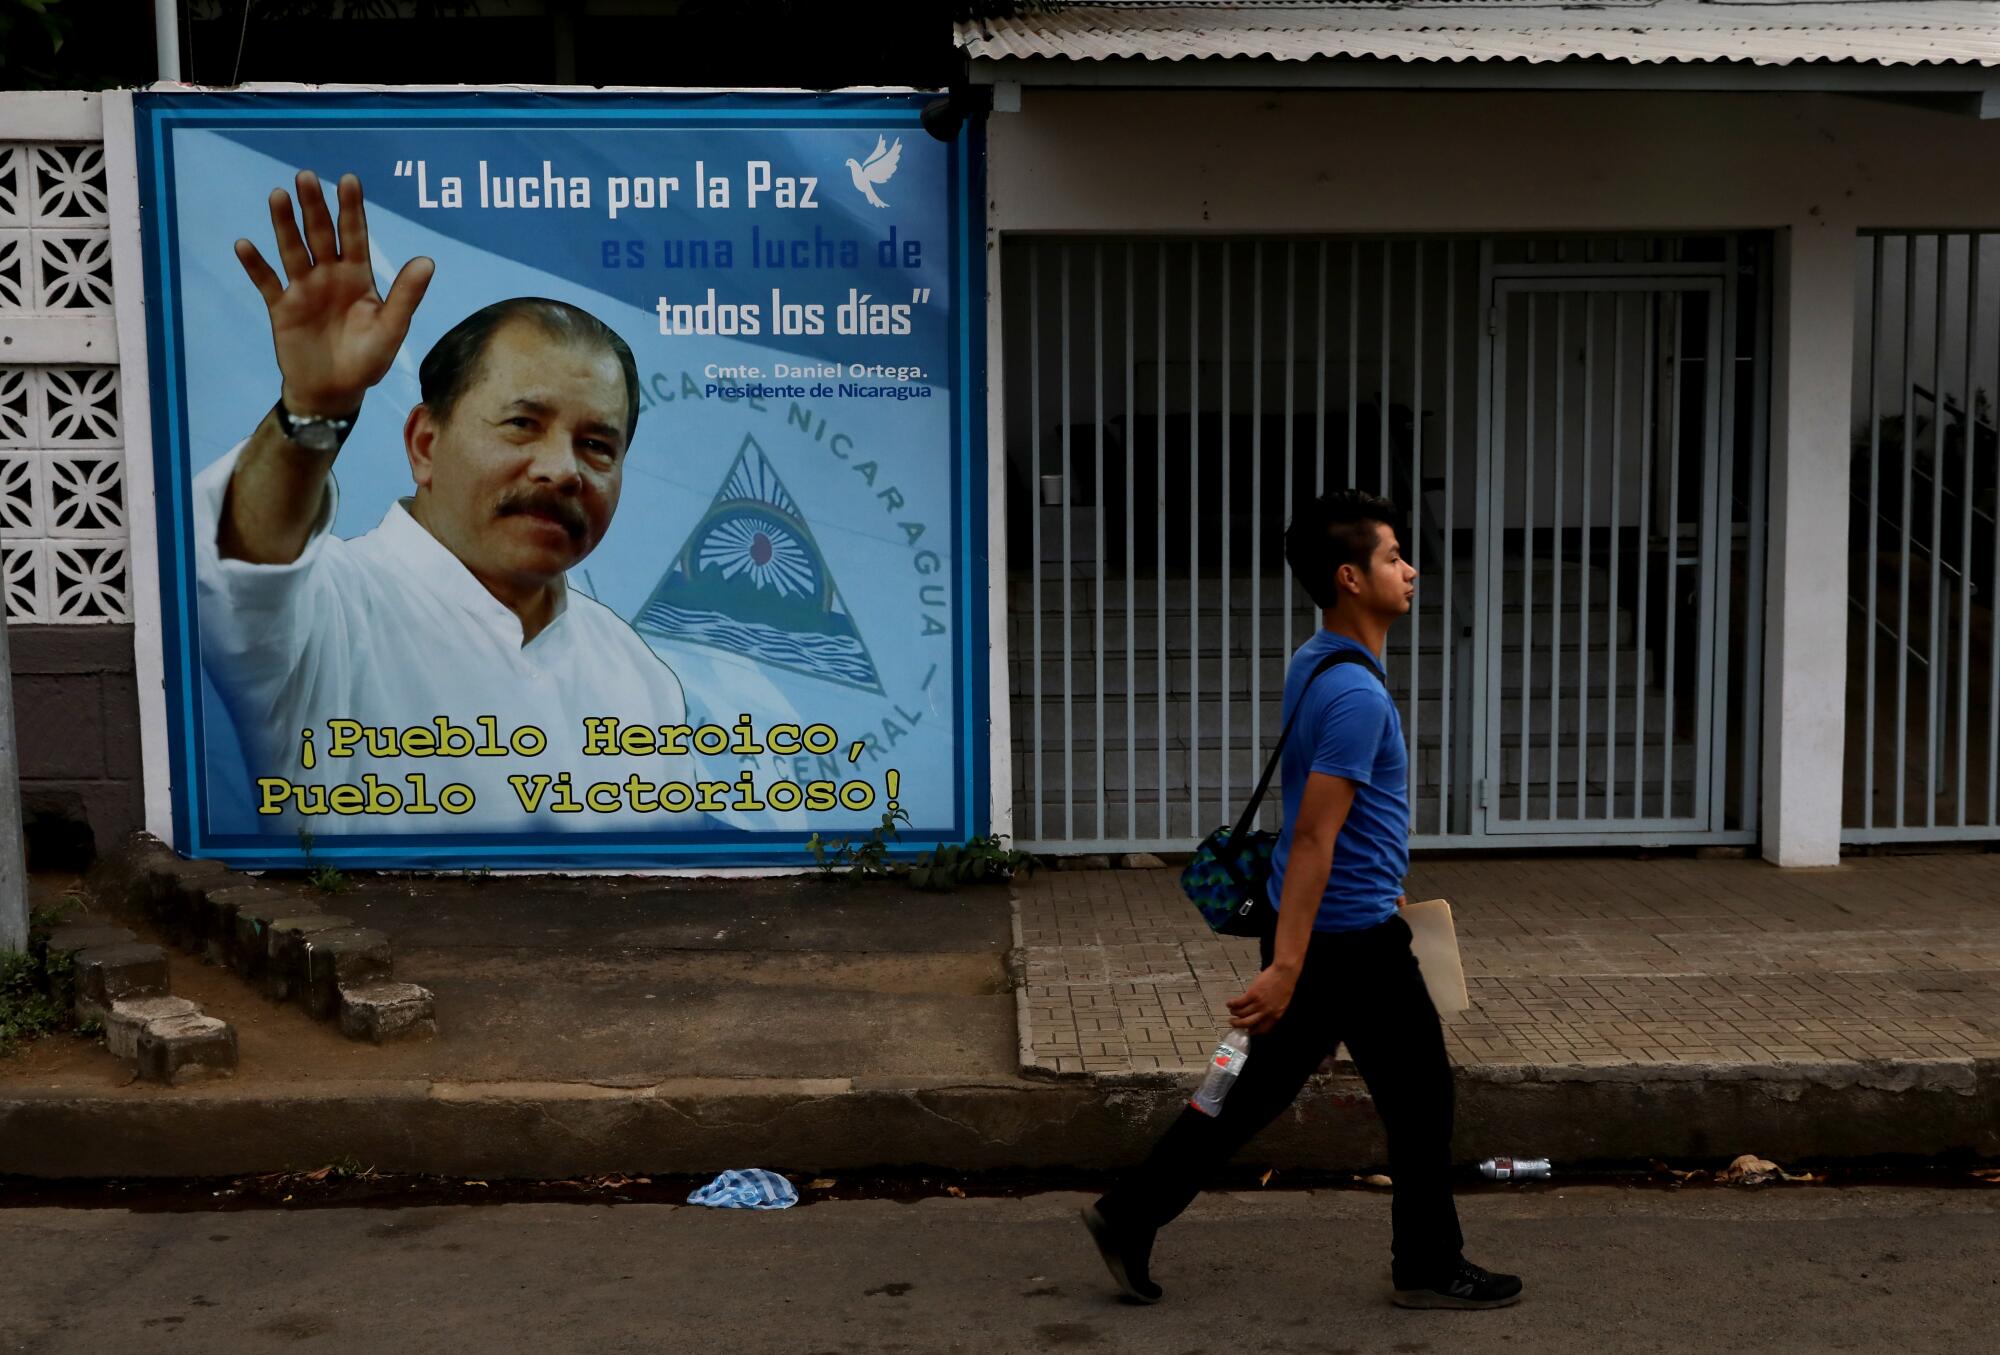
[[985, 89, 2000, 864], [985, 91, 2000, 236]]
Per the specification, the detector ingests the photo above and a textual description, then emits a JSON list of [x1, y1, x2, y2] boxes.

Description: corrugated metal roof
[[954, 2, 2000, 68]]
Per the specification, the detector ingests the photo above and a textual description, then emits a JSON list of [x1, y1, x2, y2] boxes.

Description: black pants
[[1098, 912, 1464, 1284]]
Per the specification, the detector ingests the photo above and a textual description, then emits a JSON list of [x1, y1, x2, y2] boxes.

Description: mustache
[[495, 489, 588, 542]]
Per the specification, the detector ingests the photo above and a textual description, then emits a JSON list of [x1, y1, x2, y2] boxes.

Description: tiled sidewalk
[[1014, 855, 2000, 1077]]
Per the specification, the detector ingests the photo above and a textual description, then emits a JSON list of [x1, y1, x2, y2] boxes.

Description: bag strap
[[1228, 646, 1385, 843]]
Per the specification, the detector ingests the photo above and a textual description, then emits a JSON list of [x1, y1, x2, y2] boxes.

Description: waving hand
[[233, 170, 434, 419]]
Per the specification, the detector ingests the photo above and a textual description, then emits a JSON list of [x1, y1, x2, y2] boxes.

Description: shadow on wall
[[21, 791, 95, 872]]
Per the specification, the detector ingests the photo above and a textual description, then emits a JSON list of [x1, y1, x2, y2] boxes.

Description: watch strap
[[273, 399, 358, 449]]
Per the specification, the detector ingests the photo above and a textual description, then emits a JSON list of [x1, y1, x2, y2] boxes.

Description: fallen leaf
[[1971, 1168, 2000, 1183], [464, 1180, 489, 1187], [1363, 1174, 1393, 1188], [1259, 1169, 1274, 1187], [807, 1177, 838, 1190], [1717, 1154, 1782, 1186], [945, 1185, 966, 1198]]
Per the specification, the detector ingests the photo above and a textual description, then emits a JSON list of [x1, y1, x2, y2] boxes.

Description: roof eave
[[964, 52, 2000, 98]]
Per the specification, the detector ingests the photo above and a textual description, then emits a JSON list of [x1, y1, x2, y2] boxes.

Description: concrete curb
[[4, 1058, 1994, 1178], [1008, 892, 1042, 1080]]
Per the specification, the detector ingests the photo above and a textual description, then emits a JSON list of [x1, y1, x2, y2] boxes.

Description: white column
[[984, 173, 1015, 845], [1762, 222, 1856, 867]]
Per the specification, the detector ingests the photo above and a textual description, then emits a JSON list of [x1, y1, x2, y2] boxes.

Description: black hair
[[1283, 489, 1402, 610], [417, 297, 641, 443]]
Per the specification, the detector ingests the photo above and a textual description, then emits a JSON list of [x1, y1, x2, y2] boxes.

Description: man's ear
[[1336, 561, 1360, 597], [404, 404, 438, 489]]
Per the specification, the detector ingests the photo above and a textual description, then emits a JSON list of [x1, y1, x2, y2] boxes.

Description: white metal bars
[[1006, 237, 1479, 850], [1004, 235, 1763, 852], [1483, 276, 1727, 833], [1845, 233, 2000, 841]]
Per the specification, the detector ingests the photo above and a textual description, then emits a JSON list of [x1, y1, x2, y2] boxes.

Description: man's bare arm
[[1226, 772, 1356, 1035], [1269, 772, 1355, 968], [221, 169, 432, 564]]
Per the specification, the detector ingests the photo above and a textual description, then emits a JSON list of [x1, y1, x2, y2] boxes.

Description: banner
[[133, 92, 985, 867]]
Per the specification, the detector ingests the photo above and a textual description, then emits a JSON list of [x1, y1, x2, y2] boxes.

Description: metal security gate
[[1483, 275, 1734, 836], [1002, 235, 1766, 853], [1845, 232, 2000, 843]]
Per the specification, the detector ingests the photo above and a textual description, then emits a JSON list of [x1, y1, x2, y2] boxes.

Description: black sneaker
[[1079, 1201, 1163, 1304], [1390, 1257, 1523, 1310]]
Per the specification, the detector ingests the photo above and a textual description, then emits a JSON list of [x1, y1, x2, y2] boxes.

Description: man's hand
[[220, 171, 436, 565], [234, 170, 434, 418], [1226, 961, 1298, 1036]]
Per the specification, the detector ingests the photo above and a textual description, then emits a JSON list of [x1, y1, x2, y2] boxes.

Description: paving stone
[[72, 943, 169, 1019], [122, 867, 180, 934], [264, 915, 352, 1003], [200, 885, 278, 970], [39, 923, 136, 959], [149, 862, 229, 951], [300, 927, 393, 1021], [173, 858, 235, 888], [1012, 856, 2000, 1079], [337, 982, 436, 1043], [36, 924, 135, 1007], [105, 996, 199, 1061], [231, 899, 297, 982], [168, 871, 236, 955], [135, 1013, 237, 1085]]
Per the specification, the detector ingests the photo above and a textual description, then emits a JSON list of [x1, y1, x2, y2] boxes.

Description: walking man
[[1081, 489, 1523, 1310]]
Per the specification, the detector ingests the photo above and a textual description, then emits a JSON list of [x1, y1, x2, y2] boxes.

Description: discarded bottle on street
[[1479, 1156, 1552, 1181], [1189, 1028, 1252, 1117]]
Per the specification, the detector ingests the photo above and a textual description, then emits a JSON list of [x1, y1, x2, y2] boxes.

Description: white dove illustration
[[845, 135, 903, 209]]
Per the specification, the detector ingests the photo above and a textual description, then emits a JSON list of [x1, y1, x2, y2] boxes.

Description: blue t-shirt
[[1264, 629, 1410, 932]]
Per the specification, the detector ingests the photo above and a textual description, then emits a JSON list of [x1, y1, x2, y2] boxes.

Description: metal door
[[1481, 275, 1730, 835]]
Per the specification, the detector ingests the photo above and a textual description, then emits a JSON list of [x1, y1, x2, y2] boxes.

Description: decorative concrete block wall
[[1, 94, 141, 861]]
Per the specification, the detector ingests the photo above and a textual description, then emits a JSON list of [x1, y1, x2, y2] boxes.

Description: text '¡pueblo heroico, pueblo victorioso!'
[[255, 715, 904, 819]]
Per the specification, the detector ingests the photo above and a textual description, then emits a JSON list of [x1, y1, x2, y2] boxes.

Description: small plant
[[0, 949, 69, 1058], [805, 813, 1042, 891], [909, 835, 1041, 892], [307, 864, 349, 895], [806, 807, 910, 881], [297, 829, 348, 894], [29, 892, 82, 934]]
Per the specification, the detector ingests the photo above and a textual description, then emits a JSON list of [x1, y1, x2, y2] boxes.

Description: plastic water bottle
[[1189, 1029, 1251, 1117], [1479, 1156, 1552, 1181]]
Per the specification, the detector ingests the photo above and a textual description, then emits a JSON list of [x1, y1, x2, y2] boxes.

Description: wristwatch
[[272, 399, 358, 454]]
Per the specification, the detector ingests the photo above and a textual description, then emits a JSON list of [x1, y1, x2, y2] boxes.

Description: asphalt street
[[1, 1184, 1994, 1353]]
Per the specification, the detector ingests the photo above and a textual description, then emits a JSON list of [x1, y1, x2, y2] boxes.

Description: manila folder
[[1402, 898, 1469, 1017]]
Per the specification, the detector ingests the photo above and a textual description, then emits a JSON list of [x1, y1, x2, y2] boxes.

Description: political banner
[[132, 91, 985, 867]]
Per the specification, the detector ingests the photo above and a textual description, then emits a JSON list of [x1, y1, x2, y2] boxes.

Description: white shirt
[[193, 443, 695, 833]]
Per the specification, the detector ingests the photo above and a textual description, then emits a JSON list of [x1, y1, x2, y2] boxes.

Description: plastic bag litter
[[686, 1169, 799, 1210]]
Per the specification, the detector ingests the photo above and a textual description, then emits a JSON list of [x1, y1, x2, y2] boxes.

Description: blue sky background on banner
[[145, 99, 975, 860]]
